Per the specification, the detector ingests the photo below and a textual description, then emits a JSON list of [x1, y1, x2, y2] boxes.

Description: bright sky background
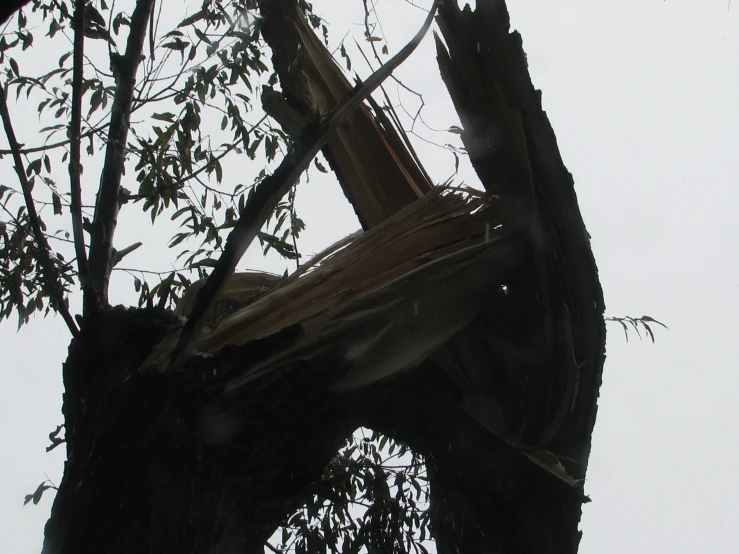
[[1, 0, 737, 552]]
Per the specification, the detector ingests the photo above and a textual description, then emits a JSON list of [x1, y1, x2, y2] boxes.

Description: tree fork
[[86, 0, 154, 313]]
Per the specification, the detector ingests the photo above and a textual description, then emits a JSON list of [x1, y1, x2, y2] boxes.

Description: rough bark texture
[[370, 370, 586, 554], [434, 0, 605, 477], [406, 2, 605, 551], [44, 307, 362, 553]]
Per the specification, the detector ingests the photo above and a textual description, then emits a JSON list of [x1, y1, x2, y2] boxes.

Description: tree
[[0, 1, 607, 553]]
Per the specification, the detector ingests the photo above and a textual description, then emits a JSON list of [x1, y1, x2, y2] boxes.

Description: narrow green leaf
[[151, 112, 175, 122]]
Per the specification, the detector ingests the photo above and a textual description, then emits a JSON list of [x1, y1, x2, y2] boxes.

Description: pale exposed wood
[[147, 189, 523, 392], [171, 0, 439, 366], [260, 0, 433, 230]]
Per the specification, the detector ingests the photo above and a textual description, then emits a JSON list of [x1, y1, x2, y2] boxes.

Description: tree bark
[[368, 369, 584, 554], [0, 0, 30, 26], [42, 307, 361, 553]]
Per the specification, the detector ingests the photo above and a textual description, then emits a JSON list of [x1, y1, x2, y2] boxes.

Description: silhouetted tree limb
[[0, 82, 79, 338]]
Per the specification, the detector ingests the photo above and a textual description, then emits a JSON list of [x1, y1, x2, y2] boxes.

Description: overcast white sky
[[1, 0, 738, 552]]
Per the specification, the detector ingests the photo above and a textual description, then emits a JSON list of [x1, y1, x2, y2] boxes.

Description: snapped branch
[[0, 83, 80, 338], [170, 0, 441, 367]]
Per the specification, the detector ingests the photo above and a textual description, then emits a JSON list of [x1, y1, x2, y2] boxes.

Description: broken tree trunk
[[42, 304, 361, 553], [40, 0, 604, 552], [260, 0, 605, 552], [43, 186, 530, 553], [434, 0, 605, 507], [382, 2, 606, 552]]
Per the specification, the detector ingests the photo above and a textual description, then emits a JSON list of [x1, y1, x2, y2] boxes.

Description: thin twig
[[115, 266, 188, 276], [69, 0, 89, 291], [170, 0, 441, 367], [86, 0, 155, 313], [356, 3, 433, 186], [360, 0, 427, 104], [0, 82, 80, 338], [0, 124, 111, 156]]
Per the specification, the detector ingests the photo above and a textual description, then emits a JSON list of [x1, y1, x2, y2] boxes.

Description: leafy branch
[[0, 123, 112, 155], [0, 80, 79, 337], [606, 315, 668, 343]]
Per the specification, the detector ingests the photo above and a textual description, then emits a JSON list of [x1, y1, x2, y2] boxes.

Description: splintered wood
[[148, 2, 605, 550], [148, 188, 522, 396]]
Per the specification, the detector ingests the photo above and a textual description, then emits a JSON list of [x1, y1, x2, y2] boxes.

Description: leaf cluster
[[0, 185, 74, 327], [273, 430, 434, 554], [606, 314, 668, 343]]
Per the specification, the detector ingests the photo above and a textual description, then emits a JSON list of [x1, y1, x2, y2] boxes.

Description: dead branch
[[170, 0, 441, 367], [0, 82, 79, 338], [86, 0, 154, 313], [69, 0, 89, 289]]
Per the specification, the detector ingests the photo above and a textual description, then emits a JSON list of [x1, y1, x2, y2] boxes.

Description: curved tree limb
[[0, 83, 80, 338], [170, 0, 441, 367]]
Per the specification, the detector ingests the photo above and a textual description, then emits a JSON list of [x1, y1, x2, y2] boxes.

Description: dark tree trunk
[[43, 307, 361, 553], [368, 371, 585, 554], [0, 0, 30, 26]]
